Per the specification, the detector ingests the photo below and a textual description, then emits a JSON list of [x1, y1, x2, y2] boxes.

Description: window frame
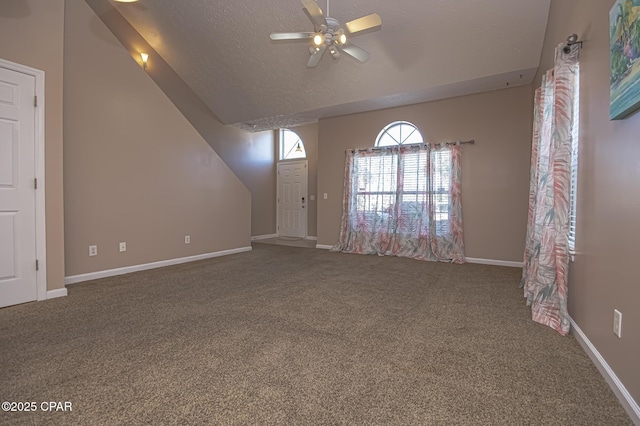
[[356, 122, 452, 234], [375, 121, 424, 147], [279, 128, 306, 161], [568, 64, 580, 256]]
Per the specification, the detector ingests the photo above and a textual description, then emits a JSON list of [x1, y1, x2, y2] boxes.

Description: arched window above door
[[280, 129, 306, 160]]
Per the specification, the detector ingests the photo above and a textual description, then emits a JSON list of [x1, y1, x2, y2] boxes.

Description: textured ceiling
[[111, 0, 551, 131]]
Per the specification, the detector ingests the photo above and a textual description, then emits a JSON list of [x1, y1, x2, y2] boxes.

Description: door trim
[[0, 58, 47, 301], [276, 160, 308, 238]]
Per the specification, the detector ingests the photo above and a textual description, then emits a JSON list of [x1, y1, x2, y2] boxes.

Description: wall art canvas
[[610, 0, 640, 119]]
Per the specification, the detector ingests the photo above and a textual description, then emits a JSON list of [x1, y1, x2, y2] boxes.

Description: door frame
[[0, 58, 47, 301], [276, 160, 308, 238]]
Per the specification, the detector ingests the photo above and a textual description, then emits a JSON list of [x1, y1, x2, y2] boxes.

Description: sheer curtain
[[332, 143, 464, 263], [521, 43, 580, 335]]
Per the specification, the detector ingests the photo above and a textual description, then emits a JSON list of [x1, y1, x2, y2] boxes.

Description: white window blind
[[354, 149, 451, 235], [568, 65, 580, 254]]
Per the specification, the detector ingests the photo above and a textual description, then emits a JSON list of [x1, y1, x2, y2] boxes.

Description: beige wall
[[84, 0, 276, 238], [63, 0, 250, 276], [284, 123, 319, 238], [0, 0, 66, 291], [317, 86, 533, 261], [537, 0, 640, 409], [216, 130, 274, 237]]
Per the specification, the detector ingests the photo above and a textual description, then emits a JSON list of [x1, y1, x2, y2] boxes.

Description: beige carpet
[[0, 244, 631, 425]]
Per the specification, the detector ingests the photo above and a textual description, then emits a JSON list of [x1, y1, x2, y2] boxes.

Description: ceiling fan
[[270, 0, 382, 67]]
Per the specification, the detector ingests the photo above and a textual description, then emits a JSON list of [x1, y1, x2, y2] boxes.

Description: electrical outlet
[[89, 245, 97, 257], [323, 193, 328, 199], [310, 195, 315, 201], [119, 242, 126, 252], [185, 235, 191, 244], [613, 309, 622, 338]]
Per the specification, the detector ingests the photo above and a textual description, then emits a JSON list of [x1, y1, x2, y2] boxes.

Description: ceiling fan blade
[[301, 0, 327, 29], [345, 13, 382, 34], [270, 32, 315, 41], [307, 45, 326, 67], [342, 44, 370, 62]]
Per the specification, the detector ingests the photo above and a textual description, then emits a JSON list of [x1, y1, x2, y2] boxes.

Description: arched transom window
[[280, 129, 306, 160], [375, 121, 423, 147]]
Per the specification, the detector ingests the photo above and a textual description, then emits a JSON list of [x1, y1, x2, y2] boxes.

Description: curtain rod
[[349, 140, 475, 153], [444, 139, 475, 146], [563, 34, 582, 53]]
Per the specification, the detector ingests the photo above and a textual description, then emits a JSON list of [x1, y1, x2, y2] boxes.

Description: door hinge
[[36, 260, 39, 271], [34, 96, 37, 107], [34, 178, 38, 189]]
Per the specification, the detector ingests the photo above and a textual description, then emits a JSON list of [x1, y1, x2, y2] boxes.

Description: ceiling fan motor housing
[[322, 18, 343, 46]]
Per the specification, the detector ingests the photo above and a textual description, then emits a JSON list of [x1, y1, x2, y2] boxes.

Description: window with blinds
[[568, 65, 580, 255], [354, 148, 451, 235]]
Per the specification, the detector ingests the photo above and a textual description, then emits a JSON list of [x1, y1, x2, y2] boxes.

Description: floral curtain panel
[[332, 143, 465, 263], [521, 44, 579, 336]]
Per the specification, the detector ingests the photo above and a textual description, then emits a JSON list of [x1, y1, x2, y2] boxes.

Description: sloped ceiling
[[108, 0, 551, 131]]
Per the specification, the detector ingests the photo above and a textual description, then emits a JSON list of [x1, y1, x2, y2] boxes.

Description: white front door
[[0, 65, 37, 308], [277, 161, 307, 238]]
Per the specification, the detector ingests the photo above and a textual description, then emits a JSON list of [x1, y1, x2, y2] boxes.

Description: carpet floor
[[0, 244, 632, 425]]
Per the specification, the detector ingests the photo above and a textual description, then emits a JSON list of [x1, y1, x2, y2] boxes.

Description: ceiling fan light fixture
[[312, 34, 324, 47], [338, 32, 347, 45]]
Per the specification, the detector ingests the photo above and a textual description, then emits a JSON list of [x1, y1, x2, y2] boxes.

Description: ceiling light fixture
[[270, 0, 382, 67], [113, 0, 139, 3], [140, 52, 149, 69], [295, 143, 302, 152], [312, 33, 325, 47]]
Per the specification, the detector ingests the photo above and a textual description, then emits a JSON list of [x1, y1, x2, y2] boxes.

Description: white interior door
[[0, 66, 37, 308], [277, 161, 307, 238]]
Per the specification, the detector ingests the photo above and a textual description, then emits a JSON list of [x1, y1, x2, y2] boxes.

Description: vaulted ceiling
[[108, 0, 551, 131]]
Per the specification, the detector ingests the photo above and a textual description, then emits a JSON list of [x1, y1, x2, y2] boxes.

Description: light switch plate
[[613, 309, 622, 338]]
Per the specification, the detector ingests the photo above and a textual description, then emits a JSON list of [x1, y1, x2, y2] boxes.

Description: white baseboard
[[251, 234, 278, 241], [65, 246, 252, 285], [570, 317, 640, 423], [46, 288, 68, 299], [305, 236, 318, 241], [316, 244, 333, 250], [466, 257, 523, 268]]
